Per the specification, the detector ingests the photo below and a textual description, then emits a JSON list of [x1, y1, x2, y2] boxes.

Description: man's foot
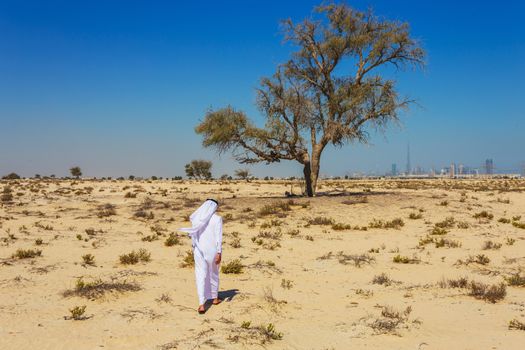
[[198, 305, 205, 314], [212, 298, 222, 305]]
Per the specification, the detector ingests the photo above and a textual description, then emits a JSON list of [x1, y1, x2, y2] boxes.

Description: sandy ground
[[1, 178, 525, 349]]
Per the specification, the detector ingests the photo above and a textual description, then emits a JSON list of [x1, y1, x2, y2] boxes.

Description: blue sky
[[1, 0, 524, 178]]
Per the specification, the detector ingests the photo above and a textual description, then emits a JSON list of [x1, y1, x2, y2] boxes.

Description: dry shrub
[[228, 322, 283, 345], [435, 238, 461, 248], [221, 259, 244, 274], [369, 218, 404, 229], [504, 273, 525, 287], [482, 240, 502, 250], [97, 203, 117, 218], [82, 254, 95, 266], [393, 255, 420, 264], [468, 282, 506, 303], [230, 237, 241, 248], [12, 248, 42, 259], [66, 305, 88, 320], [164, 233, 181, 246], [372, 273, 392, 286], [369, 305, 413, 334], [435, 217, 455, 229], [63, 277, 141, 299], [438, 276, 469, 289], [408, 212, 422, 219], [258, 201, 291, 217], [509, 319, 525, 331], [473, 210, 494, 220], [119, 248, 151, 264], [337, 252, 375, 267], [307, 216, 335, 225], [180, 250, 194, 267]]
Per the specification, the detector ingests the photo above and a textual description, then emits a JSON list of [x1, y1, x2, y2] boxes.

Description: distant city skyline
[[1, 1, 524, 178]]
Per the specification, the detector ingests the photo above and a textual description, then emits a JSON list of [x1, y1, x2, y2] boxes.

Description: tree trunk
[[302, 149, 322, 197], [303, 161, 314, 197]]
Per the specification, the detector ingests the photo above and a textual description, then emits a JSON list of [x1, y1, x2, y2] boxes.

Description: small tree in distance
[[235, 168, 251, 181], [2, 173, 21, 180], [70, 166, 82, 179], [195, 3, 425, 196], [185, 160, 212, 179]]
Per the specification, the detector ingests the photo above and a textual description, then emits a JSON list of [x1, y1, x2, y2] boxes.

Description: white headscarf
[[179, 199, 218, 239]]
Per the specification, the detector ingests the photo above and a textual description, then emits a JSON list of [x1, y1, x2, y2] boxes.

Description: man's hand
[[215, 253, 222, 265]]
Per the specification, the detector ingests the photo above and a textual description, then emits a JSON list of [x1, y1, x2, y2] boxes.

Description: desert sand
[[1, 178, 524, 349]]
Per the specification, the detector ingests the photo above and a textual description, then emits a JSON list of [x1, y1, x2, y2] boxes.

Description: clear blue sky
[[1, 0, 524, 178]]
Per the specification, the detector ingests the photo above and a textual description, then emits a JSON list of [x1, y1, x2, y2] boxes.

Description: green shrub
[[221, 259, 244, 274]]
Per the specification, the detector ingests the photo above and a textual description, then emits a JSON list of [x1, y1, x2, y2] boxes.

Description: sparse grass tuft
[[82, 254, 96, 266]]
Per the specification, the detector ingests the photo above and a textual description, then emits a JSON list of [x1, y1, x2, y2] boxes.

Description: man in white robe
[[180, 199, 223, 313]]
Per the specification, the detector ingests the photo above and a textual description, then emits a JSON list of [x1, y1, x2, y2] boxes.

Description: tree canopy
[[196, 3, 425, 196], [185, 160, 213, 179]]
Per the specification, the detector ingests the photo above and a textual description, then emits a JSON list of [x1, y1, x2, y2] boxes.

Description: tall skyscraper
[[485, 159, 494, 175], [406, 143, 411, 175], [391, 163, 397, 176]]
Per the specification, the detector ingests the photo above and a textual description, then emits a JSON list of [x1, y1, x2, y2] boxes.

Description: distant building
[[414, 165, 424, 175], [485, 159, 494, 175], [406, 143, 411, 175], [391, 163, 397, 176], [450, 163, 456, 177]]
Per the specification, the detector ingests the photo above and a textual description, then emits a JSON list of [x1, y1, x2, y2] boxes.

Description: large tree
[[196, 3, 425, 196], [70, 166, 82, 179], [185, 160, 213, 179]]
